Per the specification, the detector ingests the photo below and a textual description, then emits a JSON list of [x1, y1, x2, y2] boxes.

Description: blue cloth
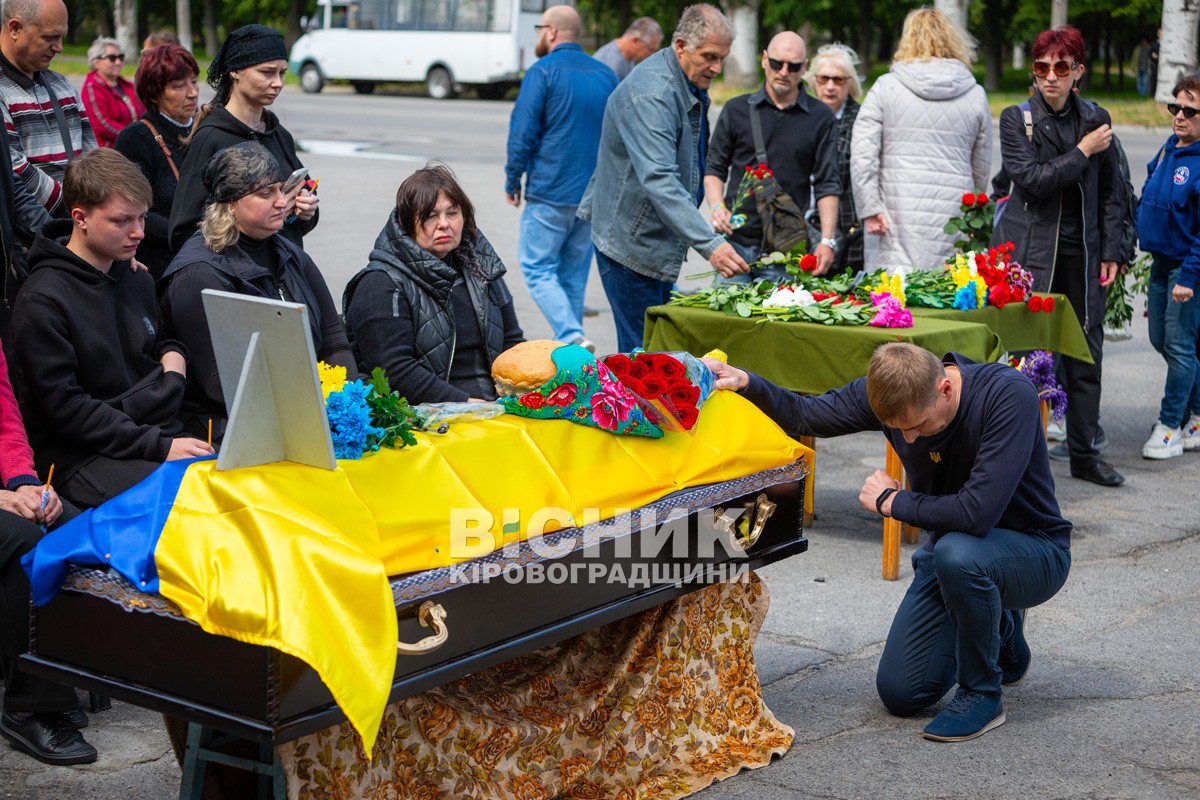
[[1137, 135, 1200, 291], [740, 352, 1072, 550], [21, 456, 210, 605], [518, 200, 593, 343], [505, 43, 617, 206], [578, 48, 725, 282], [595, 249, 673, 352], [1147, 257, 1200, 428], [876, 529, 1070, 712]]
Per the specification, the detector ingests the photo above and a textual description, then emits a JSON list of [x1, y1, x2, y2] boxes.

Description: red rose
[[546, 382, 578, 406], [975, 192, 990, 207], [519, 392, 547, 409], [962, 192, 975, 206], [1043, 295, 1055, 312], [667, 381, 701, 408], [649, 354, 685, 381], [621, 376, 646, 396], [676, 404, 700, 430], [799, 254, 818, 272], [639, 374, 668, 398], [628, 359, 650, 380], [1027, 295, 1043, 312], [603, 354, 632, 378]]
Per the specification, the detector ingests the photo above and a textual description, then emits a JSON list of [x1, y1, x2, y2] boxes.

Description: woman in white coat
[[850, 8, 991, 274]]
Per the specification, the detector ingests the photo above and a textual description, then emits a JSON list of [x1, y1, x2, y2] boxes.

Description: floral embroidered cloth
[[279, 573, 791, 800]]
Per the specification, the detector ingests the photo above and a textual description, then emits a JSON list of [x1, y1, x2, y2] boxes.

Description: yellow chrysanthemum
[[318, 360, 348, 399], [870, 272, 906, 307]]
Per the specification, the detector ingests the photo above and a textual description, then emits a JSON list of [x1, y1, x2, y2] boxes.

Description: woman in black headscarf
[[168, 24, 318, 252]]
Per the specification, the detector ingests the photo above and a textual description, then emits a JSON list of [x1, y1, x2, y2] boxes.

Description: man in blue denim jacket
[[505, 5, 617, 352], [578, 4, 749, 352]]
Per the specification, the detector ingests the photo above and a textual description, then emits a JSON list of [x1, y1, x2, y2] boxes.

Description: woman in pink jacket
[[81, 37, 145, 149]]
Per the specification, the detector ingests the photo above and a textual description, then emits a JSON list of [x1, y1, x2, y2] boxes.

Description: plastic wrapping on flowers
[[600, 351, 714, 434], [1013, 351, 1067, 423]]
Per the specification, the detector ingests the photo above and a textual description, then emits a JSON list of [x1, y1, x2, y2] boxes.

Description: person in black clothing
[[114, 43, 200, 278], [168, 24, 317, 252], [704, 342, 1072, 743], [11, 149, 213, 509], [704, 31, 840, 278], [991, 26, 1126, 487], [1, 121, 52, 310], [160, 142, 356, 442], [343, 165, 524, 404]]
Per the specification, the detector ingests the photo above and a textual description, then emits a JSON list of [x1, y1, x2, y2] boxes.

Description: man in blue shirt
[[504, 5, 616, 352], [705, 343, 1072, 743]]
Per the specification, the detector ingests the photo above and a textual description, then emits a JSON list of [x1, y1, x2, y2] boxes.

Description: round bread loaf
[[492, 340, 561, 396]]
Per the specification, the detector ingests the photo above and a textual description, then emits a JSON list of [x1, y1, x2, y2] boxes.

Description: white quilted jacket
[[850, 59, 992, 274]]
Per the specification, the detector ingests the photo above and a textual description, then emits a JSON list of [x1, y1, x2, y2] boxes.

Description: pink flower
[[869, 294, 913, 328], [590, 387, 635, 430], [546, 382, 578, 406]]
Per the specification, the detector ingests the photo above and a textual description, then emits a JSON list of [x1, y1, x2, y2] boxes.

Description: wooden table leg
[[882, 442, 903, 580], [798, 435, 815, 528]]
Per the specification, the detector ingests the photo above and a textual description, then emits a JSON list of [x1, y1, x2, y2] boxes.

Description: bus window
[[456, 0, 491, 31]]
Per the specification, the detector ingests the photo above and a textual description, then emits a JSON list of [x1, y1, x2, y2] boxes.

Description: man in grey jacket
[[578, 3, 748, 352]]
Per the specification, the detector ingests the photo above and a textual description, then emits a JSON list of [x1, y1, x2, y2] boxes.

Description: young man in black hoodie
[[11, 149, 214, 509], [705, 343, 1072, 743]]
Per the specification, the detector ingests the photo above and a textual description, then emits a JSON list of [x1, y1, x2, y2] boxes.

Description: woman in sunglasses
[[81, 38, 144, 150], [1133, 75, 1200, 460], [992, 25, 1126, 488], [849, 8, 991, 274]]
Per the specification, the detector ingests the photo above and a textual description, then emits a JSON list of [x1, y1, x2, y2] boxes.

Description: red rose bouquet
[[601, 351, 715, 434]]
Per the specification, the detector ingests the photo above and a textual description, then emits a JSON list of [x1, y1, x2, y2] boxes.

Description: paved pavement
[[2, 90, 1197, 798]]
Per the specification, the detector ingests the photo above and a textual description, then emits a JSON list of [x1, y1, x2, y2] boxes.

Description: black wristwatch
[[875, 487, 898, 516]]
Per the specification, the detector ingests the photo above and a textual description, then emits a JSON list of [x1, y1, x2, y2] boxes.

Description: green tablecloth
[[644, 306, 1003, 395], [908, 293, 1093, 364]]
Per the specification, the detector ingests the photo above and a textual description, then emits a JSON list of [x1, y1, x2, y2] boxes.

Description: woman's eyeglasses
[[1168, 103, 1200, 119], [815, 74, 848, 86], [98, 53, 126, 62], [766, 57, 805, 74], [1031, 60, 1075, 78]]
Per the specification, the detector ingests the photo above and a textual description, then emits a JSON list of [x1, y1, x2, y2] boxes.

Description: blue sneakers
[[922, 690, 1006, 742], [999, 608, 1031, 685]]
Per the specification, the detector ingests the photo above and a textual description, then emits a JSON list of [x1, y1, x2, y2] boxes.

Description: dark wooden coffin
[[22, 460, 808, 746]]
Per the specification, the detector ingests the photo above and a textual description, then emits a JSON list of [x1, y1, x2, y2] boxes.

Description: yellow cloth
[[152, 391, 811, 755]]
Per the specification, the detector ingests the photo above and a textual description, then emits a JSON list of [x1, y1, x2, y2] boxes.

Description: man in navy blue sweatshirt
[[704, 343, 1072, 742]]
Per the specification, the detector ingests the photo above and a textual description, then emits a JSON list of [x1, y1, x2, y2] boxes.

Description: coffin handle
[[397, 601, 449, 655]]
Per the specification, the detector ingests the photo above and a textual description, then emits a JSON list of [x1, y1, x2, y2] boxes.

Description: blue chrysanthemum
[[325, 380, 384, 460], [953, 282, 978, 310]]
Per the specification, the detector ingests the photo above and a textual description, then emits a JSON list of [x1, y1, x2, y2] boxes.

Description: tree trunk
[[933, 0, 969, 34], [723, 3, 759, 90], [1157, 0, 1200, 102], [286, 0, 306, 49], [1051, 0, 1068, 29], [176, 0, 192, 52], [858, 0, 873, 73], [203, 0, 220, 59], [982, 0, 1004, 91], [114, 0, 138, 62]]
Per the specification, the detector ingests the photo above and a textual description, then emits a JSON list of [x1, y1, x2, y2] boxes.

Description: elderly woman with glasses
[[806, 43, 864, 274], [991, 25, 1126, 488], [81, 37, 144, 149]]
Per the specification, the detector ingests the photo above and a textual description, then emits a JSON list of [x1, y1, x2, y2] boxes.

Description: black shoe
[[1048, 428, 1107, 461], [0, 711, 97, 765], [583, 305, 601, 318], [62, 707, 88, 730], [1070, 460, 1125, 487]]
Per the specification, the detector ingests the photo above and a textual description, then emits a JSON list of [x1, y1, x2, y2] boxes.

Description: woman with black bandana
[[160, 143, 355, 443], [168, 24, 317, 252]]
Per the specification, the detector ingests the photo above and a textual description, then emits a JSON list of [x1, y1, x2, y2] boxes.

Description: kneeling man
[[706, 343, 1071, 741], [12, 149, 213, 509]]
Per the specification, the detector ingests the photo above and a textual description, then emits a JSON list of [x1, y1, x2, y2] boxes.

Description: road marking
[[297, 139, 426, 161]]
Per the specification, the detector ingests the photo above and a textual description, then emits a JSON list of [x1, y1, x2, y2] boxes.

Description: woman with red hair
[[114, 44, 200, 278], [992, 25, 1126, 488]]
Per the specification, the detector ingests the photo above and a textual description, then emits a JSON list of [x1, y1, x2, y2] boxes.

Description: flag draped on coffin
[[24, 391, 812, 754]]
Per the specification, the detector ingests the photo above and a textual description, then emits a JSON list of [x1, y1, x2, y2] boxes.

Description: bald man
[[0, 0, 96, 219], [505, 5, 617, 351], [705, 31, 841, 277]]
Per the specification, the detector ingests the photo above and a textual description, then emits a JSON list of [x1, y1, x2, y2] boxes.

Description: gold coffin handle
[[396, 601, 449, 655]]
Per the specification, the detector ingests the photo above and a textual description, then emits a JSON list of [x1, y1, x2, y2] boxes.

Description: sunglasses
[[1031, 60, 1075, 78], [1168, 103, 1200, 119], [766, 56, 805, 74], [534, 24, 551, 31], [815, 74, 848, 86], [97, 53, 126, 62]]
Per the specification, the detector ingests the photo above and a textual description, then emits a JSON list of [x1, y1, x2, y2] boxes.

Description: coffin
[[22, 460, 807, 746]]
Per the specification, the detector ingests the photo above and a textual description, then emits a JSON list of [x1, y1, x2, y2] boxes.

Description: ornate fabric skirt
[[279, 572, 792, 799]]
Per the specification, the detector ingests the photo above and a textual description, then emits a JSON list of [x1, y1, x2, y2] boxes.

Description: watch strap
[[875, 487, 897, 516]]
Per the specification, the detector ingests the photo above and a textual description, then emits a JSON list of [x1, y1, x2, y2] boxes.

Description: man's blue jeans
[[713, 239, 790, 287], [519, 200, 593, 344], [876, 529, 1070, 715], [1147, 256, 1200, 428], [595, 249, 674, 353]]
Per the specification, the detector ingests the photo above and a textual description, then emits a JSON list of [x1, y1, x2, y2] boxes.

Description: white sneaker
[[1182, 415, 1200, 451], [568, 337, 596, 354], [1045, 419, 1066, 442], [1142, 423, 1184, 460]]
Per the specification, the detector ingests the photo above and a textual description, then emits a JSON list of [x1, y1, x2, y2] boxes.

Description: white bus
[[289, 0, 557, 99]]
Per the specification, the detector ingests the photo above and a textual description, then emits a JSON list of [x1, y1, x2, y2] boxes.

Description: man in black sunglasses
[[992, 25, 1126, 488], [705, 31, 840, 278]]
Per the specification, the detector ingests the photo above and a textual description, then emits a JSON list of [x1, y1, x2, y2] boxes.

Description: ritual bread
[[492, 339, 561, 396]]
